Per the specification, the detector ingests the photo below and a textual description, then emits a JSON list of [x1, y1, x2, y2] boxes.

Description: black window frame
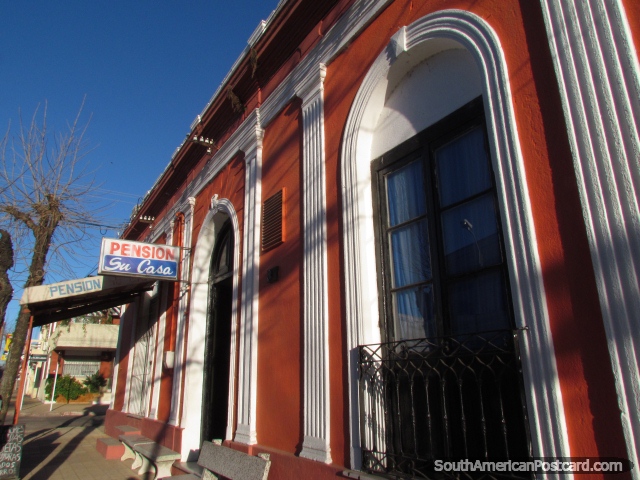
[[371, 96, 515, 343]]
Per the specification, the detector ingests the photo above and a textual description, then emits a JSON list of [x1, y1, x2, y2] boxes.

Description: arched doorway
[[201, 218, 233, 444], [181, 197, 241, 459]]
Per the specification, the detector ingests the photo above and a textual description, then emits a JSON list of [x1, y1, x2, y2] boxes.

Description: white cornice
[[134, 1, 392, 238], [148, 195, 197, 245], [153, 109, 263, 236], [149, 0, 393, 222], [259, 0, 394, 127]]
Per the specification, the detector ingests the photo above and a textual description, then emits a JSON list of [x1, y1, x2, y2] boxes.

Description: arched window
[[363, 97, 531, 476], [373, 98, 512, 341]]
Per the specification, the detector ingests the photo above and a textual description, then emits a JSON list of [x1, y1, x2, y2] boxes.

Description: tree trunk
[[0, 229, 14, 336], [0, 306, 30, 423], [0, 228, 53, 424]]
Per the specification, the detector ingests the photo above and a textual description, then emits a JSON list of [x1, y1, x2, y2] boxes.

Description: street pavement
[[4, 394, 153, 480]]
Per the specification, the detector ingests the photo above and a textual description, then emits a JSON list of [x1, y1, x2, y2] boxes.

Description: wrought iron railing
[[358, 330, 531, 479]]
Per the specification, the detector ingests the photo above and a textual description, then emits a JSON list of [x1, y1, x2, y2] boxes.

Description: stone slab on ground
[[197, 441, 270, 480]]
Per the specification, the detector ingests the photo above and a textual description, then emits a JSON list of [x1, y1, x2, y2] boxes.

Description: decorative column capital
[[296, 63, 327, 107], [238, 109, 264, 160], [187, 197, 196, 216], [210, 194, 220, 213]]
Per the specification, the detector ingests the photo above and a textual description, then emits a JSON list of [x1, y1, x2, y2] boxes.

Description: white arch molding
[[180, 198, 241, 460], [340, 10, 571, 470]]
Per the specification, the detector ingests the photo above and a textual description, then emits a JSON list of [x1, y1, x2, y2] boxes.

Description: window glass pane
[[393, 286, 435, 340], [389, 219, 431, 287], [441, 194, 501, 276], [447, 270, 511, 335], [213, 227, 232, 276], [435, 126, 491, 207], [215, 242, 228, 272], [386, 159, 426, 226]]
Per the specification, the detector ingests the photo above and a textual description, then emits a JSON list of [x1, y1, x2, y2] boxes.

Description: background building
[[33, 312, 119, 404]]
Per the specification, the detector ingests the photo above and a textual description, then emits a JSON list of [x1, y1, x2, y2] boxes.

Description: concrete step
[[96, 436, 124, 460], [114, 424, 141, 436]]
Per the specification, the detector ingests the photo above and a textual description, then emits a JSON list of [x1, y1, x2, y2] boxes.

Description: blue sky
[[0, 1, 279, 330]]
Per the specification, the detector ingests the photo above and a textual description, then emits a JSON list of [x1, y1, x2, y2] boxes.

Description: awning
[[20, 275, 155, 327]]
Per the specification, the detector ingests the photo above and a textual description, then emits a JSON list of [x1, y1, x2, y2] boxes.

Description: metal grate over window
[[262, 189, 284, 251], [358, 330, 532, 479], [63, 359, 101, 377]]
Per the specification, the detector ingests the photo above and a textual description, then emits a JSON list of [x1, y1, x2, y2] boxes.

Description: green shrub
[[83, 372, 107, 393], [45, 375, 87, 401]]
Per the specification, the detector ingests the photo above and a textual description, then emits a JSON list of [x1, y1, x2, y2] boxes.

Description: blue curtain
[[386, 160, 433, 339], [435, 127, 491, 207], [383, 126, 508, 340]]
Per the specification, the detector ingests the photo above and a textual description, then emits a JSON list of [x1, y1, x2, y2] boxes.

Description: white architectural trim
[[539, 0, 640, 472], [122, 301, 136, 414], [156, 110, 262, 236], [111, 309, 125, 410], [296, 64, 332, 464], [149, 224, 174, 420], [181, 198, 241, 461], [150, 0, 394, 230], [149, 283, 168, 420], [115, 0, 394, 447], [259, 0, 394, 129], [340, 10, 570, 469], [234, 113, 264, 446], [169, 197, 196, 425], [145, 285, 160, 418], [127, 289, 153, 416], [152, 110, 263, 454]]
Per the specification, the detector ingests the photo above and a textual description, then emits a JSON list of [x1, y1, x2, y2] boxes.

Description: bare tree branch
[[0, 99, 104, 423]]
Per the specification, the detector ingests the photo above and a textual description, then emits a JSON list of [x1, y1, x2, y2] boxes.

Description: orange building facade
[[106, 0, 640, 478]]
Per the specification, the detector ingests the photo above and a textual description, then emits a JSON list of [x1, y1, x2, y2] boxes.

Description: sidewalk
[[6, 395, 152, 480]]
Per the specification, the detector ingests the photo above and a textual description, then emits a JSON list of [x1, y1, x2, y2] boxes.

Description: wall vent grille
[[262, 189, 284, 251]]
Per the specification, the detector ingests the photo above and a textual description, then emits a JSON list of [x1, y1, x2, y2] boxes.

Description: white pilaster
[[122, 302, 136, 414], [296, 64, 332, 464], [149, 288, 168, 418], [169, 197, 196, 425], [234, 113, 264, 445], [111, 309, 124, 410], [539, 0, 640, 473], [148, 224, 174, 419]]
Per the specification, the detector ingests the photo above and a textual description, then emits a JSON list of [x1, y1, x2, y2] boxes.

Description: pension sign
[[99, 239, 180, 281]]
